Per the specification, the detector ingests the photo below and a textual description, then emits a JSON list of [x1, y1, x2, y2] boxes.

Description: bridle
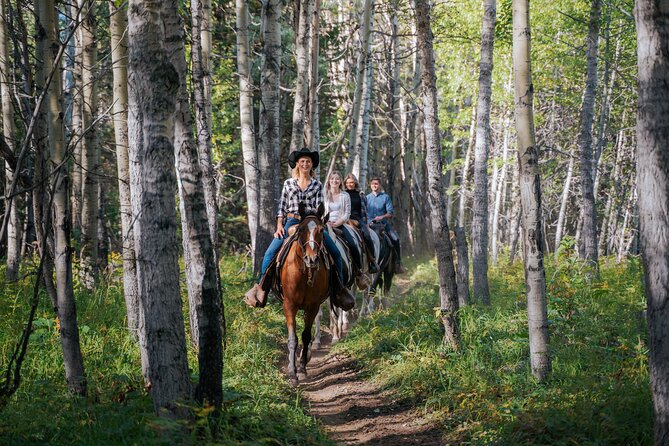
[[294, 216, 326, 286]]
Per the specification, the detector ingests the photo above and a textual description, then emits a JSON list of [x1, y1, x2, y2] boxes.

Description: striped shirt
[[277, 177, 324, 218]]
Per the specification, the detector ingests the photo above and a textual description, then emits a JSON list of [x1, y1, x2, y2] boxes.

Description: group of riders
[[244, 147, 406, 310]]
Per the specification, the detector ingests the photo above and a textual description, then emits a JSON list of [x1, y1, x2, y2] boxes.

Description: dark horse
[[367, 222, 397, 309], [275, 203, 331, 386]]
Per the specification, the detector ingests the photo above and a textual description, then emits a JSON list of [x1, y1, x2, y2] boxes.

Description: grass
[[0, 253, 335, 446], [0, 251, 654, 445], [334, 254, 652, 445]]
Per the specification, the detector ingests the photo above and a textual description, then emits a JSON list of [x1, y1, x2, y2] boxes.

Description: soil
[[298, 332, 445, 446]]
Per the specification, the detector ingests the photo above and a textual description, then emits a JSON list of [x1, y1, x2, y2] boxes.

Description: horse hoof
[[289, 376, 299, 387], [298, 369, 307, 380]]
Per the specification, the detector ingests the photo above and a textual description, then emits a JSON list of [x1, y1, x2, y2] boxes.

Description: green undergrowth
[[334, 254, 652, 445], [0, 254, 334, 446]]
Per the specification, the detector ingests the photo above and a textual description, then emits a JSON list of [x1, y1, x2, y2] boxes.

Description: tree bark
[[352, 7, 374, 188], [454, 226, 470, 307], [192, 0, 219, 253], [577, 0, 601, 270], [78, 0, 99, 289], [37, 0, 87, 396], [472, 0, 496, 305], [635, 3, 669, 442], [0, 0, 21, 281], [127, 0, 191, 414], [161, 0, 223, 408], [305, 0, 320, 155], [415, 0, 460, 349], [512, 0, 551, 382], [346, 0, 373, 165], [257, 0, 282, 265], [554, 148, 575, 258], [458, 107, 476, 228], [235, 0, 260, 273], [289, 0, 312, 154], [491, 120, 509, 264], [109, 0, 140, 335]]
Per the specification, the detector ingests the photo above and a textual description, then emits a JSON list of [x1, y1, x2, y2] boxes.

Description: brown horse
[[277, 203, 331, 386]]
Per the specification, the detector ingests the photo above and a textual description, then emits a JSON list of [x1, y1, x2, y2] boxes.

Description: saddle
[[259, 231, 332, 301]]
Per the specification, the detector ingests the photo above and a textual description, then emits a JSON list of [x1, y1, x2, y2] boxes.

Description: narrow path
[[299, 334, 444, 446]]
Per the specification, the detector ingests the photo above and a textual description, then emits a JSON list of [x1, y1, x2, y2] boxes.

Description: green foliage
[[0, 256, 334, 445], [334, 256, 652, 445]]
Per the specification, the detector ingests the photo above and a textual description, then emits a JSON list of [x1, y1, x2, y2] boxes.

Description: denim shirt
[[366, 191, 394, 225]]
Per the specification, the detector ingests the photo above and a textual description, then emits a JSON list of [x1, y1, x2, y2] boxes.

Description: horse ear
[[298, 202, 306, 218], [322, 212, 330, 225], [317, 202, 324, 218]]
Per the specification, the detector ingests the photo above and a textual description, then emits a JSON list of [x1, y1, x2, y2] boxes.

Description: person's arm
[[275, 182, 289, 238], [334, 193, 351, 227], [372, 195, 394, 222]]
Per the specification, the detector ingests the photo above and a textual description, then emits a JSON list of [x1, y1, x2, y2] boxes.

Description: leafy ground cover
[[0, 254, 334, 446], [334, 254, 652, 445]]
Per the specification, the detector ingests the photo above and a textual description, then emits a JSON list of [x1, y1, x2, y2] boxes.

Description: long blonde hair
[[344, 173, 361, 192], [325, 171, 343, 202]]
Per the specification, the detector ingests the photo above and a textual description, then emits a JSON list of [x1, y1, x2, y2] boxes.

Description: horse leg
[[330, 306, 340, 343], [342, 310, 350, 332], [313, 306, 323, 350], [283, 307, 299, 386], [298, 307, 318, 377]]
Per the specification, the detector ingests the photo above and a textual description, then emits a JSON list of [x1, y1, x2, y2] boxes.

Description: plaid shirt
[[277, 178, 324, 218]]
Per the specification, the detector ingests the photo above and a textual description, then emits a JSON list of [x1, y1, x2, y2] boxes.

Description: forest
[[0, 0, 667, 445]]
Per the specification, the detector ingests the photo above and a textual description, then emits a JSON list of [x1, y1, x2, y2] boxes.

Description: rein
[[293, 217, 326, 287]]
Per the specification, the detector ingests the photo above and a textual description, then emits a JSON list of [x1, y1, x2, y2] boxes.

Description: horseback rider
[[366, 177, 407, 274], [244, 148, 355, 309], [324, 171, 369, 286], [343, 173, 378, 273]]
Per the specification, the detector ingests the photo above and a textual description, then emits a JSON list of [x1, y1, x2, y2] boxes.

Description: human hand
[[274, 226, 285, 238]]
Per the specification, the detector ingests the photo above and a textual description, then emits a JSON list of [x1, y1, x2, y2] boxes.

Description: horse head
[[296, 202, 327, 270]]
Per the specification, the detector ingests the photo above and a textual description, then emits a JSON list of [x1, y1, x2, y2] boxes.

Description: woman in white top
[[325, 171, 362, 270]]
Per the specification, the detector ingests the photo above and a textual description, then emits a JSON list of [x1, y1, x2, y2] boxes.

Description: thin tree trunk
[[127, 0, 191, 414], [512, 0, 550, 381], [71, 4, 83, 235], [346, 0, 373, 163], [554, 148, 575, 258], [305, 0, 320, 154], [0, 0, 21, 281], [37, 0, 87, 396], [416, 0, 460, 350], [353, 10, 374, 188], [472, 0, 496, 304], [236, 0, 260, 273], [458, 107, 476, 228], [192, 0, 218, 253], [491, 121, 509, 264], [109, 0, 139, 334], [577, 0, 601, 269], [79, 0, 99, 289], [288, 0, 312, 154], [257, 0, 282, 261], [454, 226, 470, 306], [635, 2, 669, 442]]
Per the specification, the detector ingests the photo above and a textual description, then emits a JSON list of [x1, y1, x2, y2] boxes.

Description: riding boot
[[244, 282, 268, 308]]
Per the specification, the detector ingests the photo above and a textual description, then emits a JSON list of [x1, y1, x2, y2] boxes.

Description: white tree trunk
[[0, 0, 21, 281], [79, 0, 99, 289], [458, 107, 476, 228], [192, 0, 219, 252], [109, 0, 140, 335], [512, 0, 551, 382], [491, 122, 509, 264], [127, 0, 191, 414], [235, 0, 261, 273], [472, 0, 496, 304], [554, 148, 575, 258], [288, 0, 312, 154]]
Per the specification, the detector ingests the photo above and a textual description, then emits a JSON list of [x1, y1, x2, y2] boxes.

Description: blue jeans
[[259, 218, 343, 282]]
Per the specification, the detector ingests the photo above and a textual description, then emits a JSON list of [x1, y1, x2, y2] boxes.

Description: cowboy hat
[[288, 147, 320, 169]]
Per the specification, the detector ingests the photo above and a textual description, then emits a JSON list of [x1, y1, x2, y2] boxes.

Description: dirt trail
[[299, 334, 444, 446]]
